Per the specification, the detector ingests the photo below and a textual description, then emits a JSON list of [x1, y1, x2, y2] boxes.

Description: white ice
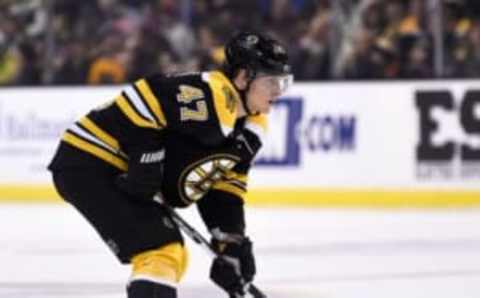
[[1, 203, 480, 298]]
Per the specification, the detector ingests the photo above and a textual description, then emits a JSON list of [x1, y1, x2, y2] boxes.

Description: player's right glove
[[209, 229, 256, 298]]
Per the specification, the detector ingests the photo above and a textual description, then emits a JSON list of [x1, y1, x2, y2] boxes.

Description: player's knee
[[130, 242, 189, 285]]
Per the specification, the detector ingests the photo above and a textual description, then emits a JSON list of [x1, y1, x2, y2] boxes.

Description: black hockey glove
[[210, 229, 256, 298], [231, 130, 262, 174], [115, 149, 165, 199]]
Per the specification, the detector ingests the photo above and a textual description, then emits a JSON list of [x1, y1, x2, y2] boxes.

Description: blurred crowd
[[1, 0, 480, 85]]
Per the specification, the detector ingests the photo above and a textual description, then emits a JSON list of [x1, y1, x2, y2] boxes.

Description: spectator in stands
[[451, 20, 480, 77], [401, 39, 432, 78], [87, 31, 131, 84], [0, 41, 24, 86], [52, 39, 90, 85], [343, 29, 391, 79], [3, 0, 480, 84], [0, 12, 24, 85], [290, 9, 331, 80], [194, 24, 227, 71]]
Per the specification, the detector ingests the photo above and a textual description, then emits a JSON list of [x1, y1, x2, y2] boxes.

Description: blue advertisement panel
[[256, 97, 357, 167]]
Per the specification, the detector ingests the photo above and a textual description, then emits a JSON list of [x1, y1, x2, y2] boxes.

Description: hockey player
[[48, 31, 292, 298]]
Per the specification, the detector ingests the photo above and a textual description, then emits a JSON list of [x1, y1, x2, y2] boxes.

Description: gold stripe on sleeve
[[115, 95, 159, 129], [135, 79, 167, 127], [79, 116, 120, 150], [62, 132, 128, 171]]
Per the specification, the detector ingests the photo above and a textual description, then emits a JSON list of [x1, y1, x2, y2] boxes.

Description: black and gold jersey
[[48, 71, 267, 212]]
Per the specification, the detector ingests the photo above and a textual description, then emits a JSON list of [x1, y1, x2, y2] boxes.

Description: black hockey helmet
[[224, 31, 291, 78], [223, 31, 293, 115]]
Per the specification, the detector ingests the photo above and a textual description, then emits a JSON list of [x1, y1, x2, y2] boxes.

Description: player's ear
[[233, 69, 248, 90]]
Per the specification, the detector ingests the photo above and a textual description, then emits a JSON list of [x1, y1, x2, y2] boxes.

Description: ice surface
[[1, 203, 480, 298]]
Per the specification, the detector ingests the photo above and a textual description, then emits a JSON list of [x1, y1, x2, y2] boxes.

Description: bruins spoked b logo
[[178, 154, 240, 204]]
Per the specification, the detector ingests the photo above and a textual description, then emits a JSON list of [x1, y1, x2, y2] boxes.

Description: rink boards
[[1, 80, 480, 206]]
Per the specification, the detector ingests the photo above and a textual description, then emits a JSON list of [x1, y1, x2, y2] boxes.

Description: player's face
[[246, 74, 293, 114]]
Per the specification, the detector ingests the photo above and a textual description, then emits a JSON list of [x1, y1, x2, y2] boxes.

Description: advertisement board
[[253, 81, 480, 190], [0, 87, 118, 185], [1, 81, 479, 206]]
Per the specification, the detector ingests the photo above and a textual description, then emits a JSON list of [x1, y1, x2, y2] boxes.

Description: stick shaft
[[160, 202, 267, 298]]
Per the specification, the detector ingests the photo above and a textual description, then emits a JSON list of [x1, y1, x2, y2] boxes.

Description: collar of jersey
[[208, 71, 242, 104]]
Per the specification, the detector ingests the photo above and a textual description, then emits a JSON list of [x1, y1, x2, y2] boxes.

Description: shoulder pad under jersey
[[201, 71, 241, 137]]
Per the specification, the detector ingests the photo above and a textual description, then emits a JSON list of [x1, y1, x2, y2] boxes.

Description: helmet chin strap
[[239, 85, 255, 116], [238, 68, 259, 116]]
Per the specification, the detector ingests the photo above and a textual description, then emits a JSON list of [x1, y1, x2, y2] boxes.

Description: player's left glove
[[230, 129, 262, 174], [209, 229, 256, 298], [233, 130, 261, 161]]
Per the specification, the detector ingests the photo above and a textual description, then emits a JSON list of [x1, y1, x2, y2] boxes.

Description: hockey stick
[[153, 195, 267, 298]]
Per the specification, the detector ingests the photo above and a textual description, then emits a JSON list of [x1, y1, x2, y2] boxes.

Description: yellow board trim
[[2, 186, 480, 208], [0, 185, 61, 202], [79, 116, 120, 150], [246, 189, 480, 208], [207, 71, 239, 132], [63, 132, 128, 171], [135, 79, 167, 127], [115, 95, 159, 129]]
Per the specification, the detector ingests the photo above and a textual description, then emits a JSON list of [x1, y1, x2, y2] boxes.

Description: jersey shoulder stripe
[[114, 77, 168, 130], [115, 94, 161, 130], [68, 123, 115, 154], [201, 71, 240, 137], [134, 78, 167, 127], [123, 86, 157, 124], [78, 116, 120, 152]]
